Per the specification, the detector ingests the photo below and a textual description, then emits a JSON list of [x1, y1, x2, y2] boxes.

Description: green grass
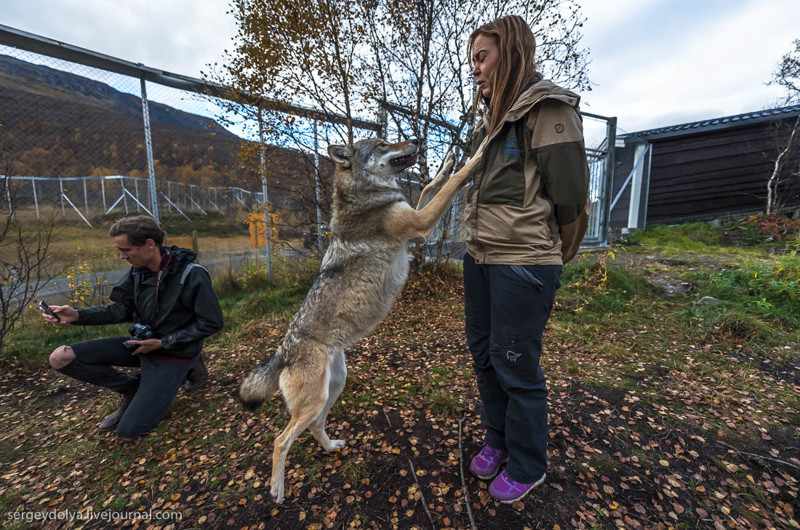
[[340, 458, 369, 484], [630, 221, 726, 249], [561, 262, 662, 314], [426, 389, 463, 418], [690, 261, 800, 331], [556, 225, 800, 346], [546, 222, 800, 422]]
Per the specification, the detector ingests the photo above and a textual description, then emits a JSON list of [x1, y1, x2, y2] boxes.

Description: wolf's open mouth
[[389, 153, 417, 167]]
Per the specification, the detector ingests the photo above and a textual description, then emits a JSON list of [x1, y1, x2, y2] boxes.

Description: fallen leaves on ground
[[0, 257, 798, 529]]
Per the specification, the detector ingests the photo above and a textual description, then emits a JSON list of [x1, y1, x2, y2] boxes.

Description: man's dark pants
[[57, 337, 197, 439], [463, 253, 561, 483]]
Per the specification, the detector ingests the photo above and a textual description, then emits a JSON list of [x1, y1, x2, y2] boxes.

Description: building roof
[[620, 103, 800, 142]]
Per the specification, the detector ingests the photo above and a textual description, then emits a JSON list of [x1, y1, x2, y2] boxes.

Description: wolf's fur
[[239, 137, 484, 503]]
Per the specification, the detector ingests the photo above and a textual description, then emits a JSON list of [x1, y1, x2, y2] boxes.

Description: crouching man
[[42, 216, 223, 441]]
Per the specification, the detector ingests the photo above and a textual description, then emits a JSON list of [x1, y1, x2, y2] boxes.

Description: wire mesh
[[0, 33, 615, 283]]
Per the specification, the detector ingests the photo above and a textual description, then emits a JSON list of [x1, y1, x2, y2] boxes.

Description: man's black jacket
[[75, 247, 224, 359]]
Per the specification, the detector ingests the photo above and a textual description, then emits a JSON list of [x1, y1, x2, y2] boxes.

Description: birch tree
[[209, 0, 591, 243], [766, 39, 800, 215]]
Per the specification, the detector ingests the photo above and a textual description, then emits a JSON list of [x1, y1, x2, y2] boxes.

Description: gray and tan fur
[[239, 137, 484, 503]]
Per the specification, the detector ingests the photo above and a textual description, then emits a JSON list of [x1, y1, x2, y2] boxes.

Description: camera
[[124, 323, 155, 350]]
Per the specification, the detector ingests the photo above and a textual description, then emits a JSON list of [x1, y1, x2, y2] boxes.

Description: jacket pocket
[[489, 334, 543, 381], [478, 123, 526, 207], [475, 205, 555, 249]]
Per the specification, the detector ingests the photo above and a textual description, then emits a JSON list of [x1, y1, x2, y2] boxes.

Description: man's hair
[[108, 216, 165, 247], [469, 15, 542, 135]]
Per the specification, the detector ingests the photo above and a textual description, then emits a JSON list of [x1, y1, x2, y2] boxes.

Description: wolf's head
[[327, 138, 419, 185]]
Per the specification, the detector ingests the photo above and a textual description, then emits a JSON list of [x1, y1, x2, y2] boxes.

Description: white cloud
[[2, 0, 799, 132], [1, 0, 235, 76], [580, 0, 800, 131]]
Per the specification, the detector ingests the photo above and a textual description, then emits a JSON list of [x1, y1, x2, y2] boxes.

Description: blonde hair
[[468, 15, 542, 135]]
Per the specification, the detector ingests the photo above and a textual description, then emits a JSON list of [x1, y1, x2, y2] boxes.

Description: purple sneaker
[[469, 445, 508, 480], [488, 469, 546, 503]]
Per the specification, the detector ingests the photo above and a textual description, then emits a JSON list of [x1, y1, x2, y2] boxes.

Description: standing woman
[[463, 15, 589, 503]]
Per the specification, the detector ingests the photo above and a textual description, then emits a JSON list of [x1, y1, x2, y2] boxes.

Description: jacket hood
[[481, 79, 581, 130], [512, 79, 580, 114], [164, 246, 197, 275]]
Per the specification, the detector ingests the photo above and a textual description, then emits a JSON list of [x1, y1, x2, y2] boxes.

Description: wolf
[[239, 137, 485, 503]]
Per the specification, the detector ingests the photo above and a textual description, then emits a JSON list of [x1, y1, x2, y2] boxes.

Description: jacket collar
[[479, 79, 581, 131]]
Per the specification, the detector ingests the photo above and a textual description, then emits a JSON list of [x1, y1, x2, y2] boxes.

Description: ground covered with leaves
[[1, 220, 799, 529]]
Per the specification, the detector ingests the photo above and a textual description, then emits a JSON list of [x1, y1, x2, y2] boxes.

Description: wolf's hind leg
[[309, 348, 347, 452], [270, 365, 328, 504]]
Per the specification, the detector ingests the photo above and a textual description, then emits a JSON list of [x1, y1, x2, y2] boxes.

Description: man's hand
[[40, 305, 78, 325], [126, 338, 164, 356]]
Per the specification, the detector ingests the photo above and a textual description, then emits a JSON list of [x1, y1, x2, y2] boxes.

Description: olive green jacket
[[465, 80, 590, 265]]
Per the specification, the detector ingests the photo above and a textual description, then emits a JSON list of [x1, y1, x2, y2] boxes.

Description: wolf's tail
[[239, 356, 282, 411]]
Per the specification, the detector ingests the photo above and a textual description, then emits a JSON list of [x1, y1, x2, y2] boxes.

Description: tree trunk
[[767, 114, 800, 215]]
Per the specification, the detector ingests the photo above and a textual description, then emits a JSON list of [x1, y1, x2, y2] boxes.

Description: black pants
[[463, 253, 561, 483], [57, 337, 198, 439]]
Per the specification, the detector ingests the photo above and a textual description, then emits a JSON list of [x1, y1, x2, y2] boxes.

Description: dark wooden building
[[610, 104, 800, 230]]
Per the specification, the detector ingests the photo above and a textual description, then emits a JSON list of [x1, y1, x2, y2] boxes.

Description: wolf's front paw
[[324, 439, 346, 452], [433, 151, 455, 182], [270, 480, 285, 504], [441, 151, 455, 174]]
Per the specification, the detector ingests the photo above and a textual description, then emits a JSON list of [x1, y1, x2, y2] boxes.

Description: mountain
[[0, 54, 331, 227]]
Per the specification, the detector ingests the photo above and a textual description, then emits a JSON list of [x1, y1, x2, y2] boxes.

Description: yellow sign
[[247, 212, 278, 247]]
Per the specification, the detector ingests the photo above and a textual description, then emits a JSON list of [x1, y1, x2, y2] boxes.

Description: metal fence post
[[31, 178, 39, 219], [640, 143, 653, 230], [120, 179, 128, 213], [4, 176, 12, 217], [134, 179, 141, 212], [313, 119, 322, 251], [602, 117, 617, 246], [82, 178, 89, 216], [257, 108, 273, 281], [139, 73, 160, 223], [58, 177, 64, 218]]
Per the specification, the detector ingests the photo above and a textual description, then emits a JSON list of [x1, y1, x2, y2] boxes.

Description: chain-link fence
[[0, 35, 268, 277], [0, 26, 386, 281], [1, 176, 265, 225], [0, 24, 616, 289]]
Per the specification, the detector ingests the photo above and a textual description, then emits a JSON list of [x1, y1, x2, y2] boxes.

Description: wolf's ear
[[328, 145, 353, 168]]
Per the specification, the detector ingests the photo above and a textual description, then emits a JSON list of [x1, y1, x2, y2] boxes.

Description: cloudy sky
[[2, 0, 798, 135]]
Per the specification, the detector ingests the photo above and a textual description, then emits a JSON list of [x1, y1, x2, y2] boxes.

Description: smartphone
[[38, 300, 61, 322]]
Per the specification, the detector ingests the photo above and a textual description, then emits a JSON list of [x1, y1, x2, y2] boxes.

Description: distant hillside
[[0, 55, 237, 133], [0, 54, 332, 228]]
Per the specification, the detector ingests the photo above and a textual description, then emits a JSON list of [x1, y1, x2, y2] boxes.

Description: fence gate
[[582, 112, 617, 248]]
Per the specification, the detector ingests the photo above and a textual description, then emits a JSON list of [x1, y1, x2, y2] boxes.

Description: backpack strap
[[180, 263, 207, 285]]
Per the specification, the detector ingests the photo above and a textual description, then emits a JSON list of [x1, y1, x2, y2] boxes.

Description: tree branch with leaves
[[207, 0, 591, 253]]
